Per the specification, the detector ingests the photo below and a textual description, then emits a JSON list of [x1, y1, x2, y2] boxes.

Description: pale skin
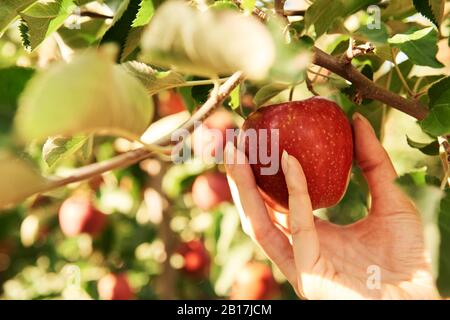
[[225, 112, 440, 300]]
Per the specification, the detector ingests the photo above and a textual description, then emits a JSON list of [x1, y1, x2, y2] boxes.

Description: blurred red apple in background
[[230, 262, 279, 300], [97, 273, 134, 300], [157, 90, 186, 117], [58, 195, 107, 237], [192, 172, 232, 211], [192, 109, 235, 161], [242, 97, 353, 212], [178, 240, 210, 278]]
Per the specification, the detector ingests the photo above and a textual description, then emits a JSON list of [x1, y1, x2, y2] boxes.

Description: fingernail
[[352, 112, 364, 122], [281, 150, 289, 174], [352, 112, 375, 133]]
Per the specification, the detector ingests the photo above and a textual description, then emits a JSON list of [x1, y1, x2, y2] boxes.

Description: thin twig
[[288, 86, 295, 101], [307, 68, 338, 80], [305, 74, 318, 96], [391, 48, 414, 96]]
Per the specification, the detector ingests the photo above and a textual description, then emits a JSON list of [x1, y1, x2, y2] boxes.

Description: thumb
[[353, 112, 413, 213]]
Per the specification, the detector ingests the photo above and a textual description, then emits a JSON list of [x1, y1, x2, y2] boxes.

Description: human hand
[[225, 112, 439, 300]]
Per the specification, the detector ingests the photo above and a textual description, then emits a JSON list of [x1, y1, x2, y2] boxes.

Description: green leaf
[[20, 0, 76, 50], [406, 136, 440, 156], [132, 0, 154, 27], [100, 0, 140, 61], [178, 86, 197, 114], [267, 19, 312, 82], [210, 0, 239, 11], [420, 76, 450, 136], [18, 20, 31, 50], [42, 135, 89, 167], [413, 0, 444, 27], [253, 83, 288, 107], [0, 0, 37, 37], [140, 1, 275, 80], [388, 27, 444, 68], [0, 152, 49, 209], [121, 26, 144, 61], [304, 0, 343, 37], [228, 85, 240, 110], [437, 189, 450, 296], [397, 168, 442, 189], [382, 0, 415, 19], [305, 0, 380, 37], [14, 48, 153, 143], [356, 22, 389, 44], [121, 61, 186, 95], [191, 81, 213, 105], [58, 18, 107, 49], [326, 176, 368, 225], [0, 67, 35, 135], [241, 0, 256, 13], [119, 0, 154, 60]]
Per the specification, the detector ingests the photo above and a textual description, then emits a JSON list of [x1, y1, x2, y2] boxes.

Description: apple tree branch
[[42, 71, 244, 192]]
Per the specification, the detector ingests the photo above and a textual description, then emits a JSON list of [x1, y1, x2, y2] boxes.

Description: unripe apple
[[242, 97, 353, 212], [157, 90, 186, 117], [97, 273, 134, 300], [58, 195, 107, 237], [192, 109, 235, 160], [192, 172, 232, 211], [178, 240, 210, 278], [230, 262, 279, 300]]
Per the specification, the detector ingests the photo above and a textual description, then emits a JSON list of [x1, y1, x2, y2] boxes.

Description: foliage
[[0, 0, 449, 300]]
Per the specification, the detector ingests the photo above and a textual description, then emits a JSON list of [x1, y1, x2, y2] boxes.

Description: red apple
[[192, 172, 232, 211], [97, 273, 134, 300], [178, 240, 210, 278], [192, 109, 235, 161], [58, 195, 107, 237], [157, 90, 186, 117], [242, 97, 353, 212], [230, 262, 279, 300]]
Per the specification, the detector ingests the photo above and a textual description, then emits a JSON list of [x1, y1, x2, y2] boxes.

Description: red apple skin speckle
[[242, 97, 353, 212]]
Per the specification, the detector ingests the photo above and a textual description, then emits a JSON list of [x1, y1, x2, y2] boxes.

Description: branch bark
[[274, 0, 286, 17], [312, 47, 429, 120]]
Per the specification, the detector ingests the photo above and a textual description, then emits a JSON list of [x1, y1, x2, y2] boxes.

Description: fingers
[[353, 113, 414, 213], [281, 151, 321, 283], [224, 143, 298, 287]]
